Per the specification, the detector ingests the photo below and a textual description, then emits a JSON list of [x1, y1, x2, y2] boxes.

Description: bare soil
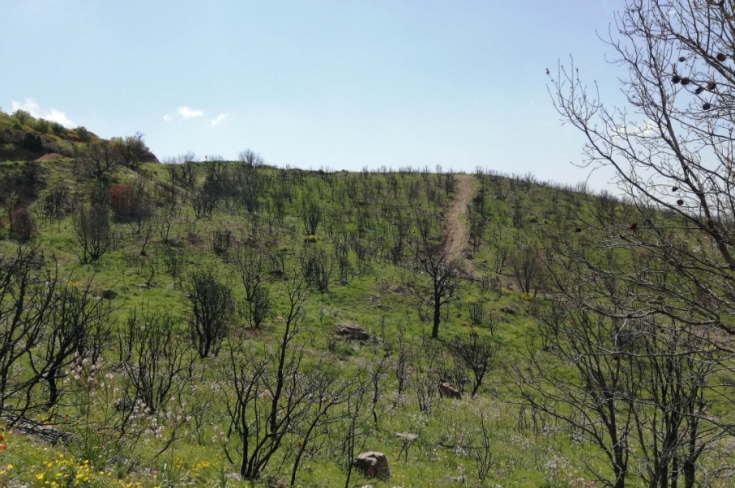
[[443, 174, 473, 259], [36, 153, 65, 161]]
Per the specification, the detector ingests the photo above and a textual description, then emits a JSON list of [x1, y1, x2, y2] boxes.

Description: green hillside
[[0, 108, 157, 164], [0, 128, 732, 488]]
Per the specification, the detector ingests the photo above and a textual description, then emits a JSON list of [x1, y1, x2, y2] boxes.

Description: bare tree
[[186, 270, 235, 358], [245, 287, 271, 329], [416, 245, 463, 338], [510, 302, 635, 488], [550, 0, 735, 339], [449, 330, 495, 397], [219, 276, 310, 480], [78, 140, 118, 181], [508, 245, 542, 296], [111, 132, 152, 169], [546, 4, 735, 483], [511, 293, 730, 488], [117, 308, 191, 427], [235, 249, 264, 302], [238, 149, 264, 167], [302, 199, 322, 235], [29, 281, 112, 408], [73, 205, 112, 263], [289, 365, 363, 488], [154, 205, 178, 243], [0, 246, 57, 418]]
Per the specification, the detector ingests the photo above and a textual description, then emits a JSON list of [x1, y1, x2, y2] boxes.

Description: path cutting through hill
[[444, 174, 474, 260]]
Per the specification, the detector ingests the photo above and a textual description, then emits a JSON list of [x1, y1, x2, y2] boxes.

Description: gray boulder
[[354, 451, 390, 478], [335, 323, 369, 340], [439, 382, 462, 399]]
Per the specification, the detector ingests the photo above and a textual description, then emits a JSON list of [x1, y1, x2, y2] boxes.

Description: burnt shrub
[[10, 207, 36, 240], [109, 184, 131, 219], [186, 269, 235, 358]]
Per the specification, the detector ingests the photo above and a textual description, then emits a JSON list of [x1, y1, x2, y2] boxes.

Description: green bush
[[50, 121, 66, 135], [75, 126, 92, 142], [0, 111, 11, 132], [32, 118, 51, 134], [1, 143, 15, 157], [11, 109, 34, 125], [22, 132, 43, 151]]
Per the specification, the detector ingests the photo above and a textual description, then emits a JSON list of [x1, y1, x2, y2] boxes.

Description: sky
[[1, 0, 630, 189]]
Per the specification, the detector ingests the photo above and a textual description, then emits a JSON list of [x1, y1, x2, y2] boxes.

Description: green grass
[[0, 160, 661, 488]]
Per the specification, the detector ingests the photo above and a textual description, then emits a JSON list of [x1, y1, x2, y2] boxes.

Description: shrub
[[186, 269, 235, 358], [21, 132, 43, 151], [75, 126, 92, 142], [109, 184, 131, 219], [50, 121, 66, 136], [211, 228, 232, 256], [11, 109, 33, 125], [20, 160, 44, 186], [0, 143, 15, 158], [32, 119, 51, 134], [73, 205, 111, 262], [10, 207, 35, 240]]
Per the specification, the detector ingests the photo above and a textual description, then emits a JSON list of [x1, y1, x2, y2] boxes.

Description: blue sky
[[1, 0, 628, 188]]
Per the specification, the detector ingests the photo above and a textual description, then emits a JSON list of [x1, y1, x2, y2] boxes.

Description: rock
[[441, 475, 467, 483], [395, 432, 418, 442], [274, 316, 284, 323], [369, 294, 381, 304], [354, 451, 390, 479], [439, 382, 462, 399], [136, 284, 148, 289], [335, 323, 369, 340], [499, 307, 515, 315], [389, 285, 403, 293]]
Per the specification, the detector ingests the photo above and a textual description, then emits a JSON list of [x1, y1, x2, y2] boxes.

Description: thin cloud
[[211, 113, 229, 127], [11, 98, 76, 127], [177, 106, 203, 119], [163, 114, 172, 122]]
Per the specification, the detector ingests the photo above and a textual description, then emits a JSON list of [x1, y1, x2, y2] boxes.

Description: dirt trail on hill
[[443, 174, 474, 260]]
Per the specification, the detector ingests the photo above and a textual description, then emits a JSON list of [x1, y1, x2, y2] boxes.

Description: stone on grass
[[439, 382, 462, 399], [335, 323, 369, 340], [354, 451, 390, 478]]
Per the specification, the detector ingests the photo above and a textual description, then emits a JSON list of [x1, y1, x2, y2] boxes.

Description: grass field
[[0, 157, 730, 488]]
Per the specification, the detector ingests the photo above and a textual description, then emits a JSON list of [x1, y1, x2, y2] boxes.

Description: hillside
[[0, 108, 157, 163], [0, 146, 732, 488]]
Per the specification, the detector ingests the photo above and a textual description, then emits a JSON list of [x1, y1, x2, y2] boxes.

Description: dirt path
[[443, 174, 474, 260]]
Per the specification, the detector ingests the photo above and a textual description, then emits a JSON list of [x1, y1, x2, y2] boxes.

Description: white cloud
[[211, 113, 229, 126], [11, 98, 76, 127], [163, 114, 172, 122], [177, 106, 203, 119]]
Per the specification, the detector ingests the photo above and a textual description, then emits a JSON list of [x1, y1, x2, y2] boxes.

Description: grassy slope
[[0, 160, 621, 488]]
